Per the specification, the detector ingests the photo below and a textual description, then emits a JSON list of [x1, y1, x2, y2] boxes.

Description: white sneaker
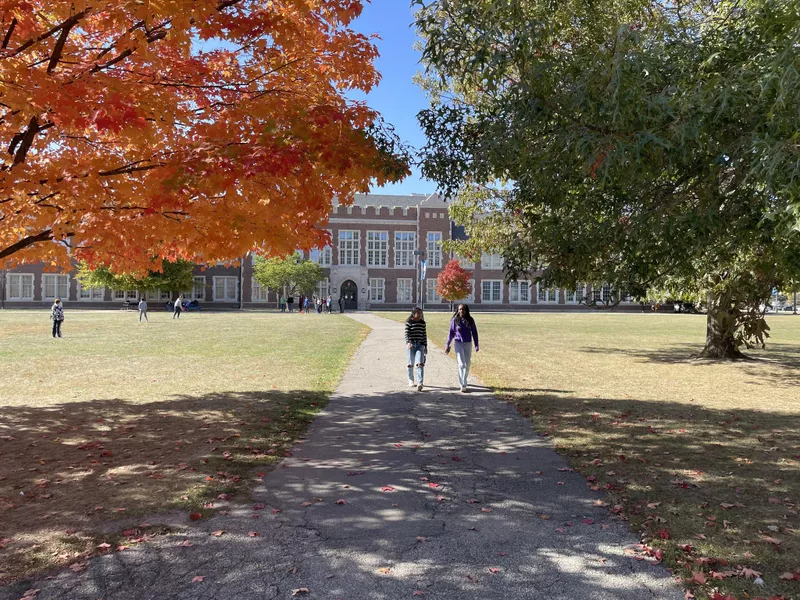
[[408, 380, 415, 387], [417, 383, 423, 391], [460, 386, 467, 393]]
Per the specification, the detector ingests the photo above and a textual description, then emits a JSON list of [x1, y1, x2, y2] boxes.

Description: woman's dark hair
[[454, 303, 474, 325], [407, 306, 424, 322]]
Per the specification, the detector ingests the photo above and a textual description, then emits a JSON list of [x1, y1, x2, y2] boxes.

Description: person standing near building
[[280, 295, 286, 312], [326, 295, 332, 313], [445, 304, 479, 393], [138, 297, 149, 323], [338, 296, 344, 313], [287, 296, 294, 312], [173, 294, 184, 319], [405, 306, 428, 391], [50, 298, 64, 338]]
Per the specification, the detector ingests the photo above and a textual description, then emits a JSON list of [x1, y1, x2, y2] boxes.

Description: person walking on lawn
[[173, 294, 184, 319], [138, 297, 149, 322], [50, 298, 65, 338], [445, 303, 479, 392], [405, 306, 428, 391]]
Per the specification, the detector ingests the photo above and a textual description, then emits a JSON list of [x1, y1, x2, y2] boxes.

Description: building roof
[[333, 193, 448, 210]]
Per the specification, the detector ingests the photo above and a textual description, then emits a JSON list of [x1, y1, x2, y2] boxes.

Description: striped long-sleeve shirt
[[404, 318, 427, 346]]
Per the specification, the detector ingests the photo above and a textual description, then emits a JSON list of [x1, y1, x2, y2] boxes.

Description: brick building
[[2, 193, 636, 311]]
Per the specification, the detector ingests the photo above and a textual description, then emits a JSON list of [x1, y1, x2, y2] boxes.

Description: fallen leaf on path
[[178, 541, 193, 547], [378, 567, 391, 574], [248, 531, 259, 537], [191, 576, 205, 583], [335, 499, 347, 505], [290, 588, 309, 596], [413, 591, 425, 596], [739, 567, 761, 579], [690, 571, 706, 585], [488, 567, 500, 573], [210, 530, 225, 537], [381, 486, 395, 492], [481, 507, 492, 513]]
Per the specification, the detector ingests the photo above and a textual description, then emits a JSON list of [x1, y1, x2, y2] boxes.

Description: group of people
[[405, 303, 479, 393], [279, 294, 335, 314]]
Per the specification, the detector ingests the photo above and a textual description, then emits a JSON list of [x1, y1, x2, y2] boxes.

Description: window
[[603, 284, 613, 303], [481, 280, 502, 303], [369, 278, 385, 303], [426, 279, 441, 303], [145, 289, 161, 301], [456, 254, 475, 269], [481, 253, 503, 270], [566, 285, 586, 304], [191, 276, 206, 300], [310, 234, 332, 266], [213, 276, 238, 301], [7, 273, 34, 300], [394, 232, 416, 267], [42, 274, 69, 300], [537, 285, 558, 303], [338, 230, 360, 266], [317, 277, 330, 299], [252, 278, 269, 302], [397, 278, 413, 303], [509, 281, 531, 303], [591, 284, 612, 303], [427, 232, 443, 268], [367, 231, 389, 267], [113, 289, 138, 301], [78, 283, 104, 301]]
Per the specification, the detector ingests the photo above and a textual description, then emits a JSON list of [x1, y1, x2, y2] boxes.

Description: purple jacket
[[446, 317, 479, 350]]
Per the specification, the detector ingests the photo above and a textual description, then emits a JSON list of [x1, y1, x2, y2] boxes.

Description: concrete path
[[1, 313, 683, 600]]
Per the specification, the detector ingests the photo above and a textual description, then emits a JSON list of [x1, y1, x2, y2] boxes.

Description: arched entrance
[[340, 280, 358, 311]]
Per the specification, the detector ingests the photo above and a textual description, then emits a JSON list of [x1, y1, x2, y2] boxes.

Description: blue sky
[[351, 1, 434, 196]]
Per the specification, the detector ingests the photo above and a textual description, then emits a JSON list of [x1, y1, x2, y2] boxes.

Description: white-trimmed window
[[481, 253, 503, 270], [42, 274, 69, 301], [145, 289, 161, 301], [426, 278, 442, 303], [77, 283, 105, 301], [7, 273, 34, 301], [565, 285, 586, 304], [213, 276, 238, 301], [113, 289, 139, 301], [537, 285, 558, 304], [317, 277, 330, 299], [369, 278, 385, 303], [338, 230, 360, 266], [454, 278, 475, 303], [509, 281, 531, 303], [397, 278, 413, 303], [591, 284, 612, 303], [252, 278, 269, 302], [427, 232, 443, 268], [481, 280, 502, 303], [456, 255, 475, 269], [394, 232, 416, 267], [310, 233, 332, 266], [191, 276, 206, 300], [367, 231, 389, 267]]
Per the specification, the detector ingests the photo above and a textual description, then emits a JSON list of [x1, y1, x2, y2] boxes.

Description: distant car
[[781, 306, 796, 313]]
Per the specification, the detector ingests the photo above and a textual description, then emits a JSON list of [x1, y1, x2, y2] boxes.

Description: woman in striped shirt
[[405, 307, 428, 391]]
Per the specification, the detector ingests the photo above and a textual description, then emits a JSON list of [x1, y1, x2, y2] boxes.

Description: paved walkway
[[1, 313, 682, 600]]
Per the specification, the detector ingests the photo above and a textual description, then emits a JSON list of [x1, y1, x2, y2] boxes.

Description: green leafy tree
[[415, 0, 800, 358], [76, 260, 195, 299], [437, 259, 473, 302], [253, 254, 324, 308]]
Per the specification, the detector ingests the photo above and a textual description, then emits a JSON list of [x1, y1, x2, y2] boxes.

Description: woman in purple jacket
[[445, 304, 479, 392]]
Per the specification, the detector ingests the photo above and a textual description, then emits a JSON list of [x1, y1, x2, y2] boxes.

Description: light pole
[[414, 250, 425, 308]]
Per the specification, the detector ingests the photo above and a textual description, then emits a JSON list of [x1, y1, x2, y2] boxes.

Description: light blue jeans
[[454, 340, 472, 387], [407, 343, 426, 384]]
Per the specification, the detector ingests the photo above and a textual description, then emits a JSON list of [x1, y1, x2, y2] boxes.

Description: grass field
[[383, 310, 800, 600], [0, 309, 367, 583]]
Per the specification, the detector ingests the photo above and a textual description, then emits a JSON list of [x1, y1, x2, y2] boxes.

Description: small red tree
[[437, 259, 472, 301]]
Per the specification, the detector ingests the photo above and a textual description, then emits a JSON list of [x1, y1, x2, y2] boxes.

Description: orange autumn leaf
[[0, 0, 409, 272]]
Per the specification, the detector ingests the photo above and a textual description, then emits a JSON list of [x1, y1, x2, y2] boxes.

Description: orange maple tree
[[0, 0, 408, 273], [437, 258, 472, 301]]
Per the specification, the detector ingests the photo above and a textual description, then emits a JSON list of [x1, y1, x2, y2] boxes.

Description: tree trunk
[[699, 292, 745, 359]]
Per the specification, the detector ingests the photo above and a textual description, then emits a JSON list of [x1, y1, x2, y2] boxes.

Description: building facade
[[2, 193, 638, 311]]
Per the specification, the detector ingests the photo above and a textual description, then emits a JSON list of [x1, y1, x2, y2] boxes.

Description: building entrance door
[[340, 280, 358, 311]]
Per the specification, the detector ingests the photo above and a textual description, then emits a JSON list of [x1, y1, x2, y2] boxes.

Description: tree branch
[[2, 18, 17, 49], [9, 116, 55, 166], [0, 228, 63, 259]]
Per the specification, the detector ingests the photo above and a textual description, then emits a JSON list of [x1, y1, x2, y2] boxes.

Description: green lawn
[[0, 310, 367, 583], [382, 310, 800, 600]]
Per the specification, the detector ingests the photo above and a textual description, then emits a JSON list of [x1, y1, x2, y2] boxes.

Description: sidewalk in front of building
[[1, 312, 683, 600]]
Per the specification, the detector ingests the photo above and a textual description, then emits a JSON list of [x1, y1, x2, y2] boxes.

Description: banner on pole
[[420, 260, 427, 281]]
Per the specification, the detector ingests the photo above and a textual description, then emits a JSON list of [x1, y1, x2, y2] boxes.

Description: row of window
[[5, 274, 238, 302], [307, 231, 504, 270]]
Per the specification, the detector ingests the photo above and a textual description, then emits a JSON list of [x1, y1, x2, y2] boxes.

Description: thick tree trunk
[[698, 292, 745, 359]]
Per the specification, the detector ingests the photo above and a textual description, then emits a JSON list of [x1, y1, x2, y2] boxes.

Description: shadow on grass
[[578, 343, 800, 387], [508, 390, 800, 599], [0, 390, 326, 584], [1, 387, 683, 600]]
